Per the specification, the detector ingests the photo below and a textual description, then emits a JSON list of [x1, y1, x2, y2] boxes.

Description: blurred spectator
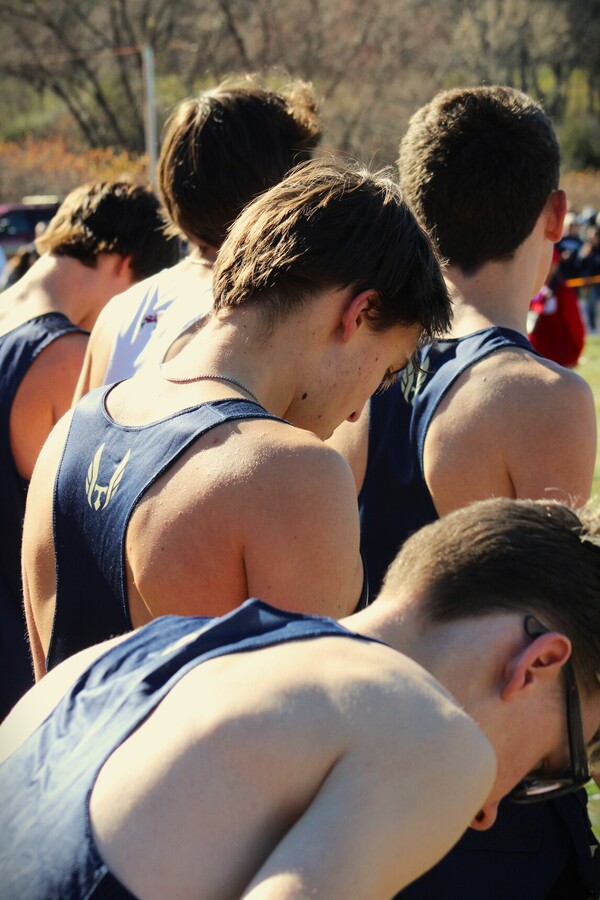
[[528, 249, 585, 367], [556, 210, 583, 280], [575, 224, 600, 332], [0, 245, 37, 291], [578, 205, 598, 229]]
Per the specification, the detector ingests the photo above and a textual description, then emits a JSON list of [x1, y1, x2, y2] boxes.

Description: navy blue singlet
[[0, 312, 84, 718], [0, 600, 376, 899], [360, 327, 537, 595], [49, 391, 286, 670]]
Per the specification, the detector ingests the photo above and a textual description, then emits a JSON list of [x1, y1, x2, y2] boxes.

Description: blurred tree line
[[0, 0, 599, 171]]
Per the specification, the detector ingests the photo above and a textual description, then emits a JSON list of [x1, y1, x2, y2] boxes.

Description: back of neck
[[445, 263, 532, 338]]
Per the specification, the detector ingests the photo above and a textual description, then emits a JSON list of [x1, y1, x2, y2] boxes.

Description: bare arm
[[72, 310, 114, 403], [22, 413, 75, 679], [241, 441, 366, 617], [326, 404, 370, 494], [11, 333, 87, 482]]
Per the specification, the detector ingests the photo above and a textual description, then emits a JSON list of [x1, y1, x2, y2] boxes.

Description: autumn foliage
[[1, 135, 599, 215], [0, 137, 150, 202]]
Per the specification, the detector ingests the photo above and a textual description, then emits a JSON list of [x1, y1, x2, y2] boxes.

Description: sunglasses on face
[[509, 615, 590, 804]]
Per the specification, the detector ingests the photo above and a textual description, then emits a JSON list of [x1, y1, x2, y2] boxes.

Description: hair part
[[212, 158, 451, 339], [158, 74, 322, 248], [382, 498, 600, 695], [37, 181, 180, 281], [398, 85, 560, 275]]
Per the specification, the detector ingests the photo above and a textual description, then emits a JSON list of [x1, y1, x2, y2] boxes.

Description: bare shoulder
[[326, 637, 493, 764], [227, 420, 361, 536], [183, 414, 359, 503], [76, 629, 494, 900], [238, 637, 495, 899], [155, 419, 364, 617], [24, 329, 88, 394], [427, 346, 596, 511], [11, 333, 88, 479], [480, 345, 591, 396], [248, 418, 357, 485], [13, 330, 88, 431]]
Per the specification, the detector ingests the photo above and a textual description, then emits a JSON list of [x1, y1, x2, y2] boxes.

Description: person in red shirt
[[528, 248, 585, 367]]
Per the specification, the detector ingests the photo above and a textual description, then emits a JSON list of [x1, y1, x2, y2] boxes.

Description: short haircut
[[158, 75, 322, 248], [382, 498, 600, 695], [212, 158, 451, 339], [37, 181, 180, 281], [398, 86, 560, 275]]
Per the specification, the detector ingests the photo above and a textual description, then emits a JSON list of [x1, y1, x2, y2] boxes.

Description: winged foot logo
[[400, 356, 430, 407], [86, 443, 131, 511]]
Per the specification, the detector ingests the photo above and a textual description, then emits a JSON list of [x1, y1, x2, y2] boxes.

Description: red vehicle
[[0, 196, 60, 256]]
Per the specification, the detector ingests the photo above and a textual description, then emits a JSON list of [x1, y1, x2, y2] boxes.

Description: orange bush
[[2, 136, 599, 216], [0, 137, 150, 202], [560, 171, 600, 213]]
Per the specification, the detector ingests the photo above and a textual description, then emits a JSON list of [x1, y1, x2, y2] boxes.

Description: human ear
[[115, 254, 133, 280], [501, 632, 572, 702], [544, 190, 567, 244], [340, 289, 379, 342]]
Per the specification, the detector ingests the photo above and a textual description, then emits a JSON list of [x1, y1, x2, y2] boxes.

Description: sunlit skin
[[280, 313, 421, 441], [24, 285, 426, 679]]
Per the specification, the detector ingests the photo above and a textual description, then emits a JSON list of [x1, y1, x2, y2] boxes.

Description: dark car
[[0, 197, 60, 256]]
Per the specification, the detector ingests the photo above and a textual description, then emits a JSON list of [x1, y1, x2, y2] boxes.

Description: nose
[[470, 803, 499, 831]]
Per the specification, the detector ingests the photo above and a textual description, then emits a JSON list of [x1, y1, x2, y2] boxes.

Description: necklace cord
[[160, 369, 261, 406]]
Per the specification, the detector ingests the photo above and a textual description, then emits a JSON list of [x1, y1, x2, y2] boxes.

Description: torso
[[0, 603, 488, 900]]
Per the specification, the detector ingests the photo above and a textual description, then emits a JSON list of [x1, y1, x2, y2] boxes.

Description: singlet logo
[[400, 356, 430, 407], [85, 443, 131, 511]]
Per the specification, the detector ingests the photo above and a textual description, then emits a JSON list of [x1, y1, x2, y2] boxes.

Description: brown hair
[[158, 75, 321, 248], [382, 498, 600, 694], [398, 86, 560, 275], [212, 158, 451, 338], [37, 181, 180, 281]]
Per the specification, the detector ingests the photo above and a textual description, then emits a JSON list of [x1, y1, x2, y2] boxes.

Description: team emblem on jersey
[[400, 356, 430, 407], [85, 443, 131, 511]]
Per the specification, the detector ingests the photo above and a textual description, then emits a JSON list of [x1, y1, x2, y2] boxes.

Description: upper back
[[423, 333, 595, 514], [0, 602, 492, 899], [47, 392, 286, 669], [354, 326, 596, 594]]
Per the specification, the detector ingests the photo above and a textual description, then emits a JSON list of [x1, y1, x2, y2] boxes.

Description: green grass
[[574, 335, 600, 499], [557, 339, 600, 836]]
